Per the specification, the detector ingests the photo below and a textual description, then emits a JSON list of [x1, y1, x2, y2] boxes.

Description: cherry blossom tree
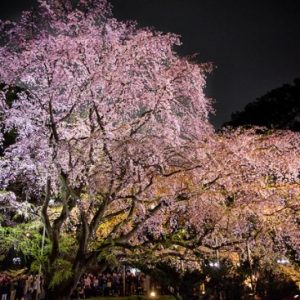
[[1, 1, 300, 299], [0, 0, 213, 298], [194, 129, 300, 297], [154, 128, 300, 259], [109, 128, 300, 299], [212, 128, 300, 254]]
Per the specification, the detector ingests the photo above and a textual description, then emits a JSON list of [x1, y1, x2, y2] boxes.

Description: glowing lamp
[[209, 261, 220, 268], [150, 291, 156, 298]]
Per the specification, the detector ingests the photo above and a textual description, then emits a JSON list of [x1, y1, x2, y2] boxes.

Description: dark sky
[[1, 0, 300, 127]]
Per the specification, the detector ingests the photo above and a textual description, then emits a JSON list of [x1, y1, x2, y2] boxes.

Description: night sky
[[1, 0, 300, 127]]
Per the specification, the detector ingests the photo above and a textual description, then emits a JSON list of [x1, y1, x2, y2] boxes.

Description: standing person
[[1, 275, 10, 300], [101, 274, 107, 297], [97, 274, 102, 296], [92, 275, 99, 297], [137, 274, 144, 295], [111, 273, 117, 296], [27, 275, 34, 300], [0, 275, 5, 300], [34, 276, 41, 300], [131, 272, 137, 296], [98, 273, 104, 297], [117, 272, 122, 296], [15, 276, 24, 300], [128, 272, 135, 296], [125, 271, 131, 296], [0, 275, 4, 300], [23, 276, 30, 300], [9, 277, 17, 300], [77, 284, 85, 300], [106, 274, 112, 296], [30, 276, 37, 300], [39, 277, 45, 300], [83, 275, 91, 298]]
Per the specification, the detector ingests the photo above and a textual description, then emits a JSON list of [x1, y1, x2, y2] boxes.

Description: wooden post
[[122, 265, 126, 296]]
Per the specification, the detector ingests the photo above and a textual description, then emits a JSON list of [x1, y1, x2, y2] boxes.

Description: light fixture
[[12, 257, 21, 265], [129, 267, 140, 276], [277, 258, 289, 265], [149, 290, 156, 298], [209, 261, 220, 268]]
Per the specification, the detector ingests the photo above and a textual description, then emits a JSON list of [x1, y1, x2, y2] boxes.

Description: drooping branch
[[41, 177, 53, 238]]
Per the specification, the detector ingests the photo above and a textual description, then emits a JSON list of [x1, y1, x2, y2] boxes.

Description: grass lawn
[[88, 296, 176, 300]]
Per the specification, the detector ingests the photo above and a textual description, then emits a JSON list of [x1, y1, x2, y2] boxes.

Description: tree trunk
[[44, 260, 87, 300], [44, 278, 77, 300], [44, 280, 73, 300]]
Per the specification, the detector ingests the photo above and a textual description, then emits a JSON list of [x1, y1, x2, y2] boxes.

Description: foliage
[[2, 268, 27, 278], [0, 221, 50, 273], [48, 258, 73, 289], [0, 222, 47, 256]]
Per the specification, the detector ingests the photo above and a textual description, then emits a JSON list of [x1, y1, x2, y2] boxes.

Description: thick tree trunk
[[44, 260, 87, 300], [44, 279, 73, 300], [44, 278, 78, 300]]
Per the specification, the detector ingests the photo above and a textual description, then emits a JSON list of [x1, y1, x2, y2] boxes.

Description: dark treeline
[[224, 78, 300, 131]]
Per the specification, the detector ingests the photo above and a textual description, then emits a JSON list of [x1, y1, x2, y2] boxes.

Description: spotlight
[[209, 261, 220, 268], [149, 290, 156, 298]]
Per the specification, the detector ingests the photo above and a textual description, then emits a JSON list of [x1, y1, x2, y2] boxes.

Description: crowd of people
[[72, 271, 147, 299], [0, 273, 44, 300], [0, 270, 152, 300]]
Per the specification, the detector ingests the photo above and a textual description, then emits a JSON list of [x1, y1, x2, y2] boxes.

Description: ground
[[89, 296, 176, 300]]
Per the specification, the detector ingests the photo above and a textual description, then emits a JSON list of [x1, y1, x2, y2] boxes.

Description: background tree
[[0, 0, 212, 299], [224, 79, 300, 131]]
